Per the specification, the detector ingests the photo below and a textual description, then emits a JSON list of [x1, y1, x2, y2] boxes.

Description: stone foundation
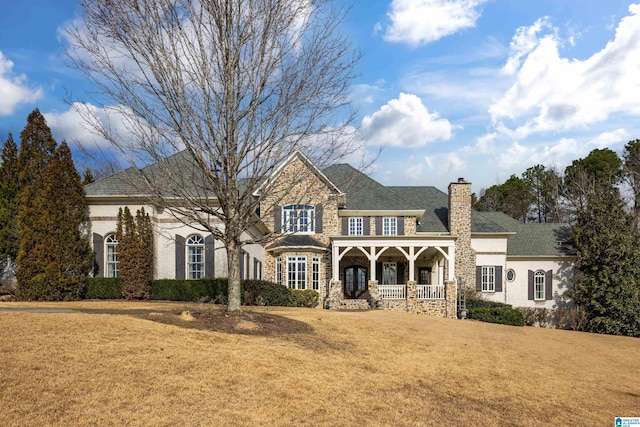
[[325, 278, 457, 318]]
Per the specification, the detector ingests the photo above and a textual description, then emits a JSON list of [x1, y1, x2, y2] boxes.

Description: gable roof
[[254, 151, 342, 197]]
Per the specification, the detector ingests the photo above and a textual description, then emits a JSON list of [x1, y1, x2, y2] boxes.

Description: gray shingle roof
[[265, 235, 327, 251], [477, 211, 573, 257], [85, 151, 215, 198], [322, 164, 419, 210]]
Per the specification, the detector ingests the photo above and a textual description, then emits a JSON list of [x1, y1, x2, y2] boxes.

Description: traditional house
[[85, 151, 575, 317]]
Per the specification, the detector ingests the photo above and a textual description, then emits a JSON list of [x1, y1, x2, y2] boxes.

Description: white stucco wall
[[503, 258, 574, 309], [87, 201, 264, 280]]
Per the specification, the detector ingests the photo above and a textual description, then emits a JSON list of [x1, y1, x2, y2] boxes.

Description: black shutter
[[315, 204, 323, 233], [274, 205, 282, 233], [528, 270, 534, 300], [239, 251, 245, 280], [475, 266, 482, 291], [205, 235, 215, 278], [545, 269, 553, 300], [363, 216, 370, 235], [93, 233, 104, 278], [376, 262, 382, 283], [397, 262, 405, 284], [398, 216, 404, 236], [175, 235, 185, 280], [342, 217, 348, 235], [495, 266, 503, 292], [375, 217, 382, 235]]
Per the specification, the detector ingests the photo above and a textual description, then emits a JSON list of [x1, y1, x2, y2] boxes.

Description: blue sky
[[1, 0, 639, 193]]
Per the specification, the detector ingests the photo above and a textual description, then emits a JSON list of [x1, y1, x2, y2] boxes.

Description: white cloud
[[501, 17, 552, 75], [590, 128, 628, 148], [381, 0, 486, 46], [0, 51, 43, 116], [360, 93, 453, 147], [44, 102, 155, 152], [490, 4, 640, 139]]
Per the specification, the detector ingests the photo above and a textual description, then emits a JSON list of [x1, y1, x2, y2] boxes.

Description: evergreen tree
[[0, 133, 19, 260], [81, 168, 96, 186], [15, 109, 57, 299], [117, 206, 152, 299], [136, 207, 154, 297], [571, 186, 640, 337], [34, 142, 93, 300]]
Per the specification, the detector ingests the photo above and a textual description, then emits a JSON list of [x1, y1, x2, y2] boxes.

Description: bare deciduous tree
[[66, 0, 361, 312]]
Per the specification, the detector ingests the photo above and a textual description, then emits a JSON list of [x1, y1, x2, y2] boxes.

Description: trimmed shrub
[[243, 280, 295, 306], [151, 278, 228, 302], [467, 307, 524, 326], [85, 277, 123, 299], [291, 289, 319, 307], [466, 298, 512, 309]]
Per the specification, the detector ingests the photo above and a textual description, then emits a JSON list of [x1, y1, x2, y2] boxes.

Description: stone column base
[[445, 279, 457, 319], [326, 280, 343, 309], [368, 280, 381, 308]]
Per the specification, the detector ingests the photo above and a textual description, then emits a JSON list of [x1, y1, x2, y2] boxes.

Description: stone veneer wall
[[260, 156, 340, 304], [448, 180, 476, 292], [404, 216, 417, 235]]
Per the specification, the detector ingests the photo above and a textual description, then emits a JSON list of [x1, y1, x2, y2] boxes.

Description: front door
[[344, 266, 368, 299]]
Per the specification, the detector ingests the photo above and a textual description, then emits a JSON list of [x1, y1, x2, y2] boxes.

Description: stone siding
[[448, 180, 476, 291]]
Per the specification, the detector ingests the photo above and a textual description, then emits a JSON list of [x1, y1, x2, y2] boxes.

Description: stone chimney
[[448, 178, 476, 289]]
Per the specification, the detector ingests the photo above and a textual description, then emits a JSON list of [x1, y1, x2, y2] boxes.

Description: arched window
[[105, 234, 119, 278], [186, 235, 205, 279], [534, 270, 545, 300], [283, 204, 315, 233]]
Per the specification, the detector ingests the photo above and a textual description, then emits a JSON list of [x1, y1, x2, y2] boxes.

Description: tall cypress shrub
[[0, 133, 19, 260], [36, 142, 93, 299], [15, 109, 57, 299], [117, 206, 153, 299]]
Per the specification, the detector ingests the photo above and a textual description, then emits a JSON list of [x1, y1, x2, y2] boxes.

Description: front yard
[[0, 301, 638, 426]]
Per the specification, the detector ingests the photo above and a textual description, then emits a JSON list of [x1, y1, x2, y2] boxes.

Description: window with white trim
[[287, 256, 307, 289], [382, 262, 397, 285], [105, 233, 119, 278], [383, 217, 397, 236], [348, 217, 363, 235], [186, 234, 205, 280], [312, 257, 320, 291], [276, 257, 282, 285], [482, 266, 495, 292], [534, 270, 545, 300], [283, 204, 315, 233]]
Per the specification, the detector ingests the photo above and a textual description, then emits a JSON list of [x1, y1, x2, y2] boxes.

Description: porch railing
[[417, 284, 445, 300], [379, 284, 405, 300]]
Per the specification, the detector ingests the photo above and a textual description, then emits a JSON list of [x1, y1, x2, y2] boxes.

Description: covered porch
[[326, 237, 458, 318]]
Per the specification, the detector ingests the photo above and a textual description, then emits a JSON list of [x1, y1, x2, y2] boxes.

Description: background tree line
[[474, 142, 640, 225], [0, 109, 153, 300], [475, 142, 640, 337]]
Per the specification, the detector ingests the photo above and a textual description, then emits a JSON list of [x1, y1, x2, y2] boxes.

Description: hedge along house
[[85, 151, 575, 317]]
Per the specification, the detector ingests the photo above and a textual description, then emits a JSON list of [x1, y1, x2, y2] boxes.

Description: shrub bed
[[466, 298, 512, 309], [84, 277, 123, 299], [243, 280, 295, 306], [151, 278, 229, 302], [467, 307, 524, 326], [290, 289, 319, 307]]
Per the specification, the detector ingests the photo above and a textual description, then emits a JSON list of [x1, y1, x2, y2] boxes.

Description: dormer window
[[283, 204, 315, 233]]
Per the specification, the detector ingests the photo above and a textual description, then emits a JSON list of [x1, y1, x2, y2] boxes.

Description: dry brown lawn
[[0, 301, 638, 426]]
